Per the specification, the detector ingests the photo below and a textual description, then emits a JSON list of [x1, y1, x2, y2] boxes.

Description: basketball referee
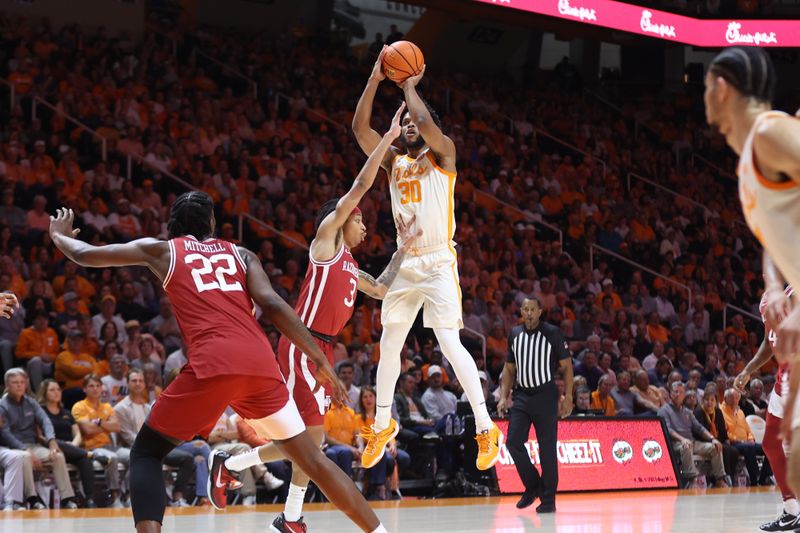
[[498, 297, 573, 513]]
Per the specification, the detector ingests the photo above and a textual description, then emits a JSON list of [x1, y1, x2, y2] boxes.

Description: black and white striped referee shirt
[[507, 322, 570, 389]]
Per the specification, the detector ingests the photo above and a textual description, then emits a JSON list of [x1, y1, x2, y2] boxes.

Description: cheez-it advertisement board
[[495, 418, 679, 493]]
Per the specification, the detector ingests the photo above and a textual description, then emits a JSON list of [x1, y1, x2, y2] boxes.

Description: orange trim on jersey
[[752, 150, 799, 191], [426, 151, 456, 178], [447, 174, 462, 303]]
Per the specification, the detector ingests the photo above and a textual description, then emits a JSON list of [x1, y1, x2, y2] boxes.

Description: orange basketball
[[381, 40, 424, 84]]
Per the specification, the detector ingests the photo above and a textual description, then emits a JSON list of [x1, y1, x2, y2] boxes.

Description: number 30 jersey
[[163, 235, 281, 380], [293, 244, 359, 338], [389, 148, 457, 250]]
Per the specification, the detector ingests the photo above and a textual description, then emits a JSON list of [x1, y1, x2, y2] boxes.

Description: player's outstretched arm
[[753, 116, 800, 183], [358, 214, 421, 299], [317, 103, 406, 255], [49, 208, 169, 279], [239, 247, 348, 406], [736, 338, 774, 391], [399, 66, 455, 165], [352, 45, 395, 164]]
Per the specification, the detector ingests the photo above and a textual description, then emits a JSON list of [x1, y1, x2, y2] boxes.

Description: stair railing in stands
[[589, 244, 692, 307], [722, 303, 761, 332], [473, 189, 563, 251], [31, 96, 107, 161], [191, 48, 258, 99], [462, 326, 487, 371], [627, 172, 710, 222]]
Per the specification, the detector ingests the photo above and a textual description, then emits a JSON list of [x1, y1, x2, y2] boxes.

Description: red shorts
[[277, 335, 335, 426], [148, 364, 292, 442]]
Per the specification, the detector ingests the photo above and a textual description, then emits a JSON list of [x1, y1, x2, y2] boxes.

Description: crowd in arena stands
[[0, 16, 779, 508]]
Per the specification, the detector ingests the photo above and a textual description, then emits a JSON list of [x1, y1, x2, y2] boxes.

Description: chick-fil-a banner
[[494, 418, 679, 493], [475, 0, 800, 47]]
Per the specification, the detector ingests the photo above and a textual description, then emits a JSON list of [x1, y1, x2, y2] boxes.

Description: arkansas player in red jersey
[[736, 285, 798, 531], [49, 198, 388, 533], [218, 103, 419, 532]]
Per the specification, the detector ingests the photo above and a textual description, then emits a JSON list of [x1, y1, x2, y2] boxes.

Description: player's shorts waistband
[[407, 241, 456, 257], [308, 328, 336, 345]]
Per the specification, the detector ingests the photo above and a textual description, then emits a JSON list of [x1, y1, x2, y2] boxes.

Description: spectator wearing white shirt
[[421, 366, 457, 423], [654, 286, 676, 321], [337, 362, 360, 410], [685, 311, 710, 346], [92, 295, 128, 343], [163, 347, 187, 380], [82, 198, 111, 238]]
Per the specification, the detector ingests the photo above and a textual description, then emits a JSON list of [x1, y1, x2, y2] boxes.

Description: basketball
[[382, 40, 424, 83]]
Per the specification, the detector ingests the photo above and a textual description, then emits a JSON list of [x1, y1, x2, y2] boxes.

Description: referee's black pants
[[506, 381, 559, 505]]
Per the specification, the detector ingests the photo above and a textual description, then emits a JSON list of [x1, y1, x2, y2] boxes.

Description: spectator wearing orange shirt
[[721, 389, 772, 486], [600, 279, 623, 310], [108, 199, 142, 241], [590, 375, 615, 416], [55, 330, 99, 407], [541, 186, 564, 217], [25, 195, 50, 234], [323, 403, 360, 480], [16, 310, 59, 390], [646, 312, 669, 343]]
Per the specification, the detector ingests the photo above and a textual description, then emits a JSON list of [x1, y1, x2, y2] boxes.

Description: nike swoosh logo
[[215, 467, 226, 489], [778, 517, 798, 527]]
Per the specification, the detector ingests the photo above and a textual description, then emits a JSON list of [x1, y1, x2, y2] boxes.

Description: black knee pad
[[131, 423, 178, 463]]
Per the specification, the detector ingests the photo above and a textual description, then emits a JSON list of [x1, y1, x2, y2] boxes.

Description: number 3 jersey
[[293, 244, 359, 338], [163, 236, 281, 380], [389, 147, 457, 250]]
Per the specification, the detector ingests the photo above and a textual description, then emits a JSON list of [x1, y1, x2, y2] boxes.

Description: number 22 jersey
[[163, 236, 281, 380]]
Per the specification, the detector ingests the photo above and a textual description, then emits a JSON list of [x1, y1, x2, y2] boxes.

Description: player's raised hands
[[49, 208, 81, 240], [313, 360, 349, 409], [0, 292, 19, 319], [369, 45, 387, 83], [385, 102, 406, 140], [398, 64, 425, 90], [396, 214, 422, 252]]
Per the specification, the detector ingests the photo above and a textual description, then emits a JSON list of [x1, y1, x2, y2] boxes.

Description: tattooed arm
[[358, 250, 406, 300], [357, 214, 422, 300]]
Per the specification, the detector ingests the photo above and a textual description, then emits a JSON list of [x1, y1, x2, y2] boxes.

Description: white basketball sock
[[433, 327, 492, 432], [370, 524, 388, 533], [284, 483, 308, 522], [785, 497, 799, 515], [224, 448, 261, 472], [375, 323, 410, 431]]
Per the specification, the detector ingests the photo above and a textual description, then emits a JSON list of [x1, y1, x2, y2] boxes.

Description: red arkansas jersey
[[294, 244, 359, 338], [164, 236, 281, 380], [759, 285, 794, 398]]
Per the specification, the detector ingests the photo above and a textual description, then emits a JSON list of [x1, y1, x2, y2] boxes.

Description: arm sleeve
[[14, 330, 35, 358], [0, 407, 26, 449]]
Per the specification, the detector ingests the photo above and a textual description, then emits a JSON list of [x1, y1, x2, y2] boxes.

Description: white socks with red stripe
[[284, 483, 308, 522], [433, 327, 492, 433]]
